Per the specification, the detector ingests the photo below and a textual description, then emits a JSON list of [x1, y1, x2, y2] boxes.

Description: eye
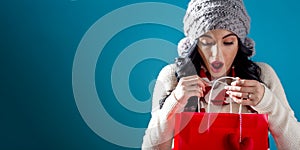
[[224, 41, 234, 45], [199, 38, 216, 47], [200, 41, 215, 46]]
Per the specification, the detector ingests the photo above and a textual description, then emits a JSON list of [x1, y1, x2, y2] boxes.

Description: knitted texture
[[177, 37, 196, 57], [181, 0, 255, 56]]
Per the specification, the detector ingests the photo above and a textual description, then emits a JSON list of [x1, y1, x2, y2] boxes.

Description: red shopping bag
[[174, 112, 268, 150]]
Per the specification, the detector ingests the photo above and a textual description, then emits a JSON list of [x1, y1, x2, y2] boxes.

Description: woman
[[142, 0, 300, 149]]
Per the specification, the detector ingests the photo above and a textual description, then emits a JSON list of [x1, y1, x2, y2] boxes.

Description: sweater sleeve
[[253, 62, 300, 149], [142, 64, 185, 150]]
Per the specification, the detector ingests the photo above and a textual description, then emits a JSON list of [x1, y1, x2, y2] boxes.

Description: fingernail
[[224, 86, 229, 90], [233, 99, 237, 103], [232, 98, 241, 103], [203, 87, 206, 92], [226, 91, 230, 94], [240, 80, 245, 84]]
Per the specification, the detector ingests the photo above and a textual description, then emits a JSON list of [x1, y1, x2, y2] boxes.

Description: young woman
[[142, 0, 300, 149]]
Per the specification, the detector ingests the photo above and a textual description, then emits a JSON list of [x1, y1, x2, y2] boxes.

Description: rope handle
[[207, 76, 241, 113], [204, 76, 243, 142]]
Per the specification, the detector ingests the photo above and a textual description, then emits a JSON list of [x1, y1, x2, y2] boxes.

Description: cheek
[[223, 47, 238, 66], [197, 49, 212, 69]]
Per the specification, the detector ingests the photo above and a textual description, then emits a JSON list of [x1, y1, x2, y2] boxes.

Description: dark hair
[[189, 39, 263, 83], [161, 39, 263, 109]]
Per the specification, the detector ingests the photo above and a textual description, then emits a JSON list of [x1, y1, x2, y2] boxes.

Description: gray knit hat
[[178, 0, 255, 57]]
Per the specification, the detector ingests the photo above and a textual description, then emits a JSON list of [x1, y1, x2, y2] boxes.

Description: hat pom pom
[[177, 37, 196, 57]]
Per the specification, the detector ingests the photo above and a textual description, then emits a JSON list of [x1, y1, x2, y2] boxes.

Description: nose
[[209, 43, 224, 62], [211, 44, 218, 58]]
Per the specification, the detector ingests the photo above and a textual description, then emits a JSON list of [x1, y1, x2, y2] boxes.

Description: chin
[[209, 68, 227, 79]]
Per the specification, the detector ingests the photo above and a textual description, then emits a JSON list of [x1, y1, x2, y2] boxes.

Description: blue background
[[1, 0, 300, 149]]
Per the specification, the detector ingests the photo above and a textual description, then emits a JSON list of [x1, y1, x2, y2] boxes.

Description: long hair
[[161, 39, 262, 109], [189, 39, 263, 83]]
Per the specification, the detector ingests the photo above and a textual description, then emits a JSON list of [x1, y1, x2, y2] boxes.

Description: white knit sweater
[[142, 62, 300, 150]]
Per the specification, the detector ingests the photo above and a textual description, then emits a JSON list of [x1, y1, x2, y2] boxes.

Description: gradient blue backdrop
[[1, 0, 300, 149]]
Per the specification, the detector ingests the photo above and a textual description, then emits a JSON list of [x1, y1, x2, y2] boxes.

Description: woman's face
[[197, 29, 238, 78]]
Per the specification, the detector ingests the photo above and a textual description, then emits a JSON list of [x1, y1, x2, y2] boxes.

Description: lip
[[210, 61, 224, 73]]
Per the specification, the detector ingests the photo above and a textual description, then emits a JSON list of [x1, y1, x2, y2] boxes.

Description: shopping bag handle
[[206, 76, 244, 142], [207, 76, 241, 113]]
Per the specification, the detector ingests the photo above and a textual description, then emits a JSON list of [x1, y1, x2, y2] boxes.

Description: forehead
[[200, 29, 236, 39]]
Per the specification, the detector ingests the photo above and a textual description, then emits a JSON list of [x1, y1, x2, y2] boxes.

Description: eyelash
[[200, 41, 234, 46], [200, 41, 215, 46], [224, 42, 234, 45]]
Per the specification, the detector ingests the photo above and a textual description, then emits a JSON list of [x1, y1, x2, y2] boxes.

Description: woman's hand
[[172, 75, 210, 105], [224, 78, 265, 106]]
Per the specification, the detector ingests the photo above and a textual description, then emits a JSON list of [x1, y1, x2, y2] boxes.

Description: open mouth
[[210, 61, 224, 73]]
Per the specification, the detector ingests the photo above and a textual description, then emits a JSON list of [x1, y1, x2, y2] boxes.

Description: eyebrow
[[222, 33, 237, 39], [199, 33, 237, 39], [199, 34, 213, 39]]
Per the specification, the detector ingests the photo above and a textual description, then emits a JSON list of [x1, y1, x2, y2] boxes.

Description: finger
[[184, 85, 201, 91], [224, 86, 255, 93], [229, 96, 243, 104], [179, 76, 199, 85], [239, 99, 253, 106], [182, 78, 207, 92], [181, 76, 200, 83], [186, 86, 204, 97], [231, 96, 252, 105], [247, 93, 259, 102], [186, 90, 203, 98], [181, 75, 199, 80], [197, 80, 207, 92], [226, 91, 249, 99], [229, 94, 256, 106], [224, 85, 241, 91], [231, 79, 257, 87], [200, 78, 211, 86], [181, 75, 210, 86]]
